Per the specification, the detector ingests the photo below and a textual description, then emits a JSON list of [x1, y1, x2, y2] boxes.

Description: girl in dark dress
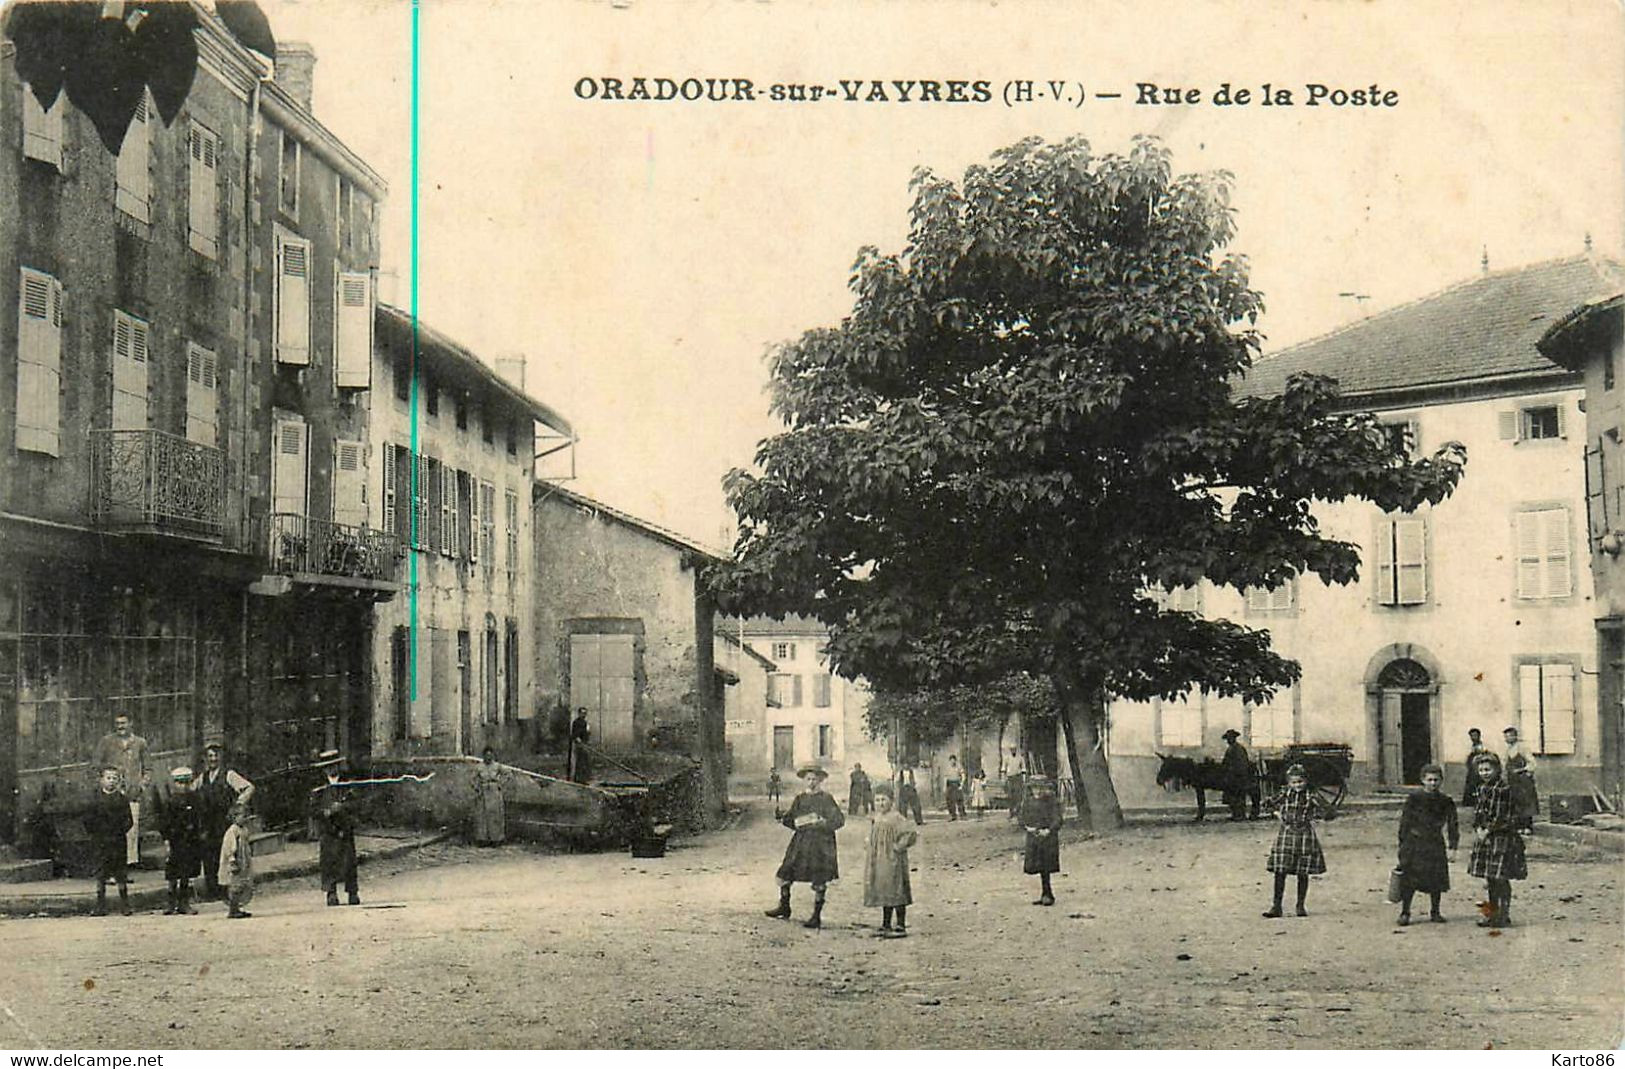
[[1395, 762, 1458, 925], [1468, 751, 1526, 929], [764, 764, 845, 929], [1263, 764, 1332, 918], [1019, 776, 1062, 906]]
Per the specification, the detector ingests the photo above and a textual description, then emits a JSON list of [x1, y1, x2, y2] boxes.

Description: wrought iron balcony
[[266, 513, 401, 586], [90, 428, 225, 540]]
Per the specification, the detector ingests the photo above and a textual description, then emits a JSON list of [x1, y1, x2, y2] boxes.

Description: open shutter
[[426, 458, 442, 553], [334, 271, 372, 388], [1515, 510, 1544, 598], [271, 418, 309, 518], [1375, 520, 1397, 605], [505, 490, 519, 572], [115, 95, 150, 221], [1497, 410, 1519, 441], [468, 476, 482, 564], [382, 444, 397, 537], [22, 89, 63, 168], [16, 268, 62, 455], [441, 465, 458, 556], [188, 123, 219, 258], [111, 311, 150, 432], [1394, 517, 1427, 604], [1541, 663, 1577, 755], [275, 235, 311, 364], [394, 451, 413, 544], [1555, 402, 1568, 439], [185, 343, 218, 447], [333, 438, 365, 528], [481, 481, 496, 567], [1542, 507, 1572, 598], [1518, 664, 1544, 750]]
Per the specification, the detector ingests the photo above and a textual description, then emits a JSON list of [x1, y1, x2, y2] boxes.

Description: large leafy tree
[[712, 136, 1465, 831]]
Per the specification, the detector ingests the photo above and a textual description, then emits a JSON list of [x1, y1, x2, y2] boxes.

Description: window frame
[[1514, 657, 1579, 756]]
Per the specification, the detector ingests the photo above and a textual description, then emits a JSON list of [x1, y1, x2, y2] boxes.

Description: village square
[[1, 0, 1623, 1054]]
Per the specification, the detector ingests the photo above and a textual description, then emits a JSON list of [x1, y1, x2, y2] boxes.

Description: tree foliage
[[865, 672, 1056, 752], [711, 135, 1466, 827]]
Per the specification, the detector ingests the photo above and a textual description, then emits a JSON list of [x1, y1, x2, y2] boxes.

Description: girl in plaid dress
[[1467, 752, 1526, 929], [1262, 764, 1330, 918]]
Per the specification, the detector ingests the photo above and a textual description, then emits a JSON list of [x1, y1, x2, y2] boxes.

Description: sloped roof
[[716, 628, 778, 672], [1236, 255, 1623, 400], [725, 614, 831, 637], [534, 481, 726, 563], [1538, 294, 1624, 369]]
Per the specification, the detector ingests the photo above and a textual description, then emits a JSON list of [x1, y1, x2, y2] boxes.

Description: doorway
[[1377, 657, 1433, 785], [773, 725, 794, 772]]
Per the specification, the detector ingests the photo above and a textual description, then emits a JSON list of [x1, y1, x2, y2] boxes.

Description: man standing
[[1005, 748, 1027, 821], [944, 755, 967, 821], [195, 743, 254, 901], [848, 763, 872, 816], [92, 714, 150, 867], [1502, 725, 1539, 832], [1220, 729, 1252, 822], [569, 708, 593, 783], [1461, 727, 1488, 807]]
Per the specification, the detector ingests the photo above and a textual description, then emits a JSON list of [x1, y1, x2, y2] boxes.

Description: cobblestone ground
[[0, 805, 1618, 1049]]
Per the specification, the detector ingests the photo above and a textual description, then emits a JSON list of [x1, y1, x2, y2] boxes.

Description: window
[[1375, 515, 1427, 606], [22, 87, 63, 169], [1245, 581, 1295, 614], [506, 421, 518, 457], [481, 406, 494, 446], [1517, 662, 1577, 755], [275, 232, 311, 364], [333, 438, 366, 528], [394, 354, 411, 402], [812, 673, 832, 708], [279, 130, 300, 217], [1159, 585, 1202, 613], [1380, 418, 1419, 458], [188, 122, 220, 258], [115, 95, 150, 222], [1248, 692, 1295, 748], [504, 489, 519, 574], [441, 465, 458, 555], [456, 395, 468, 431], [458, 471, 473, 559], [424, 458, 442, 553], [16, 267, 63, 455], [1159, 696, 1203, 747], [185, 343, 218, 447], [426, 377, 439, 417], [1515, 507, 1572, 600], [1499, 402, 1567, 442], [457, 630, 472, 738], [768, 673, 803, 708], [480, 481, 497, 573], [111, 309, 150, 432], [817, 724, 833, 758], [271, 417, 308, 518], [503, 619, 520, 723], [772, 642, 797, 661], [334, 271, 372, 388], [483, 624, 499, 725]]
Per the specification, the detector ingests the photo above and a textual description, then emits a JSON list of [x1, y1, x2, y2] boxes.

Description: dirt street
[[0, 804, 1618, 1049]]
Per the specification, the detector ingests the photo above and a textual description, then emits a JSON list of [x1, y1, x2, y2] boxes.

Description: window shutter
[[1543, 507, 1571, 598], [791, 674, 803, 707], [115, 95, 150, 221], [394, 448, 413, 544], [185, 343, 218, 447], [481, 481, 496, 567], [469, 475, 482, 563], [334, 271, 372, 388], [22, 89, 63, 168], [275, 236, 311, 364], [505, 489, 519, 572], [1518, 664, 1543, 749], [1515, 510, 1544, 598], [271, 418, 308, 517], [441, 465, 458, 556], [425, 458, 442, 553], [16, 268, 62, 455], [1541, 663, 1577, 755], [333, 438, 366, 528], [382, 444, 397, 536], [1375, 519, 1397, 605], [1555, 402, 1568, 440], [1497, 410, 1519, 441], [1246, 587, 1267, 613], [111, 310, 150, 432], [1394, 517, 1427, 604], [188, 123, 220, 258], [813, 673, 832, 708], [414, 453, 430, 549]]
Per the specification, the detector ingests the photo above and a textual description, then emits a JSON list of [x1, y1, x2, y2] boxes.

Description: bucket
[[630, 833, 668, 859], [1385, 868, 1406, 903]]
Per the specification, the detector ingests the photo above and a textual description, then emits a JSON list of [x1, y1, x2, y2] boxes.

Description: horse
[[1154, 753, 1261, 822]]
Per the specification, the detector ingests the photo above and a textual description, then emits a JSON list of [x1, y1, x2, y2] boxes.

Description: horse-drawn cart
[[1256, 743, 1352, 811]]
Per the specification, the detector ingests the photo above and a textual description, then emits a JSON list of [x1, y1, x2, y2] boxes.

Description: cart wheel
[[1312, 775, 1347, 813]]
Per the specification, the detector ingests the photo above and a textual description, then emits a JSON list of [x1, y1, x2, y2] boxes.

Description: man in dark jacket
[[764, 764, 845, 929], [312, 769, 360, 906], [195, 743, 254, 900], [1220, 729, 1253, 822], [848, 764, 872, 816]]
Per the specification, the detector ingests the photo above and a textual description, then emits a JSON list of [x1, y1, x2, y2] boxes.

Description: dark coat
[[1220, 741, 1252, 804], [84, 790, 133, 875], [1020, 792, 1062, 874], [775, 790, 844, 884], [1397, 789, 1458, 893], [160, 791, 205, 880], [313, 788, 359, 885], [196, 767, 243, 840]]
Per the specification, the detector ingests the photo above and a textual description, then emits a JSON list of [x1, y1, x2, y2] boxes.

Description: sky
[[258, 0, 1625, 551]]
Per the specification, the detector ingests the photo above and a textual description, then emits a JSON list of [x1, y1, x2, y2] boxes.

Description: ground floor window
[[817, 723, 833, 758]]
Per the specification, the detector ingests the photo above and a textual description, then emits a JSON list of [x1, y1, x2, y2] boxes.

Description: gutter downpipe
[[239, 65, 267, 676]]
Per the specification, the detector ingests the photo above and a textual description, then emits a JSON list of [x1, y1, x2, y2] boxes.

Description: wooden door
[[773, 725, 795, 772], [1379, 691, 1403, 785]]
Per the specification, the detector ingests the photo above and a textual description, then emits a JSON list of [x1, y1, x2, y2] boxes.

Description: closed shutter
[[1516, 508, 1572, 599], [1375, 519, 1397, 606], [414, 453, 430, 549], [271, 417, 308, 518], [115, 95, 150, 221], [480, 481, 496, 567], [275, 235, 311, 364], [334, 271, 372, 388], [791, 674, 803, 708], [22, 89, 63, 168], [505, 489, 519, 572], [469, 475, 482, 563], [1541, 663, 1577, 755], [426, 458, 443, 553], [111, 310, 150, 432], [1394, 517, 1427, 604], [441, 465, 458, 556], [382, 444, 397, 536], [333, 438, 366, 528], [813, 673, 832, 708], [188, 123, 220, 258], [16, 268, 62, 455], [184, 343, 218, 447]]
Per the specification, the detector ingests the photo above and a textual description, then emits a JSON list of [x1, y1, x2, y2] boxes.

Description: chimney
[[1481, 246, 1490, 274], [275, 42, 317, 112], [495, 354, 528, 391]]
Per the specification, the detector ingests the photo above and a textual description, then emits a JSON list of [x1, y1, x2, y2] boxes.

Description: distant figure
[[863, 783, 917, 938], [569, 708, 593, 783], [764, 764, 845, 929], [766, 767, 782, 806], [195, 743, 254, 901], [218, 803, 255, 919], [159, 766, 203, 915], [898, 770, 923, 825], [848, 764, 872, 816], [1461, 727, 1488, 808], [472, 747, 508, 846], [92, 714, 149, 866], [86, 766, 133, 917], [943, 755, 967, 821], [1005, 748, 1026, 820], [1394, 763, 1458, 925], [1220, 729, 1253, 822], [1020, 775, 1062, 906], [313, 769, 360, 907], [970, 768, 989, 818], [1502, 726, 1538, 832]]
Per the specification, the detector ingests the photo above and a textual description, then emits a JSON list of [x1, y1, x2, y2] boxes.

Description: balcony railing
[[90, 429, 225, 540], [267, 513, 401, 584]]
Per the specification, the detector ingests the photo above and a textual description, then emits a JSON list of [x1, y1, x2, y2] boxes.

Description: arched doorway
[[1377, 658, 1434, 785]]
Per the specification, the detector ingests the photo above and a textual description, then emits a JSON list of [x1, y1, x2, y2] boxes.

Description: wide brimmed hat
[[796, 763, 828, 780], [1222, 729, 1241, 741], [170, 766, 193, 781]]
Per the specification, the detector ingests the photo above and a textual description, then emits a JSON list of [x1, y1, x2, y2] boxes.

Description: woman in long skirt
[[472, 747, 507, 846], [1395, 762, 1458, 925], [1468, 751, 1527, 929]]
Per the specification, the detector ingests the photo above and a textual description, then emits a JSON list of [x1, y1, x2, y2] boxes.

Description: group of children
[[766, 750, 1530, 936], [87, 763, 364, 918]]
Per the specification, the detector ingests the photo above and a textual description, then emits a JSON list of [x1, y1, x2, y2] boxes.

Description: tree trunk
[[1057, 700, 1093, 827], [1051, 667, 1125, 832]]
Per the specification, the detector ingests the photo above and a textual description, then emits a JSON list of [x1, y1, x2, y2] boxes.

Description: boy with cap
[[765, 763, 845, 929], [159, 766, 204, 915], [86, 766, 134, 916]]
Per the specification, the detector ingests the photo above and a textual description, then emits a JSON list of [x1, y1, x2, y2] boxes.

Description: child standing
[[1468, 751, 1526, 928], [1395, 762, 1458, 925], [218, 803, 255, 919], [1263, 763, 1331, 918], [764, 764, 844, 929], [160, 766, 204, 915], [1019, 775, 1062, 906], [86, 766, 134, 916], [862, 784, 917, 938], [970, 769, 989, 819]]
